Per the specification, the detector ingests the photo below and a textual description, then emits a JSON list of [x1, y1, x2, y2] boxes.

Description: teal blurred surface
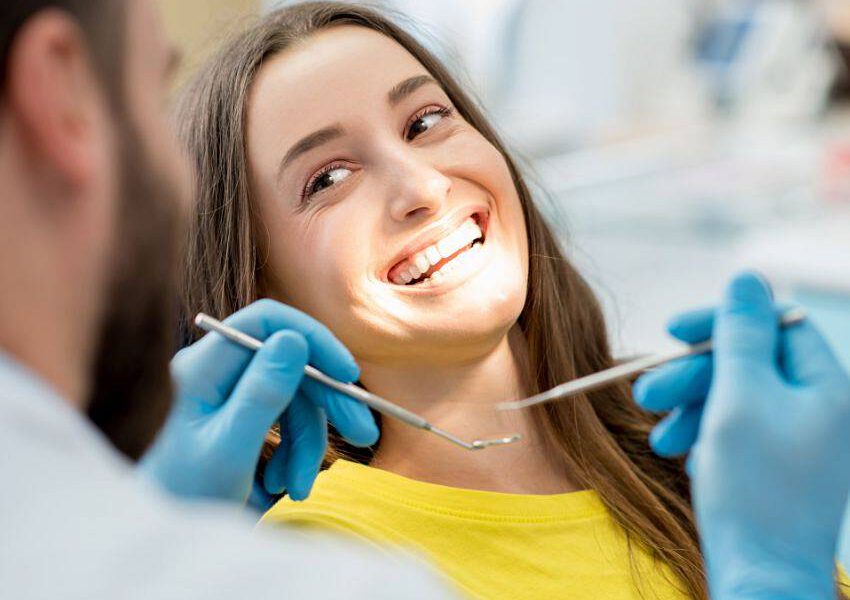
[[791, 288, 850, 571]]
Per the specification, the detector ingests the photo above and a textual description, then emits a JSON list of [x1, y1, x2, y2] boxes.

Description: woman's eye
[[406, 107, 450, 141], [305, 166, 352, 198]]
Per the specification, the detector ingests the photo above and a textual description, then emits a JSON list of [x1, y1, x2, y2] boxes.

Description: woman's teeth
[[390, 218, 484, 286]]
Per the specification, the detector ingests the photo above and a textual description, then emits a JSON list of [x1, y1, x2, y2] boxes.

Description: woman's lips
[[388, 216, 485, 285]]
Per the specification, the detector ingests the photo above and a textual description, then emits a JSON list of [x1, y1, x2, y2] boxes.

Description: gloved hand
[[140, 299, 378, 508], [634, 273, 850, 599]]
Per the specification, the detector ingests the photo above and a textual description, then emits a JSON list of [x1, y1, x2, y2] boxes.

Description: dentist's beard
[[86, 121, 183, 460]]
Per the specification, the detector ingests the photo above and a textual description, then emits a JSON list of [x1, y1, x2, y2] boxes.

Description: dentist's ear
[[6, 9, 109, 192]]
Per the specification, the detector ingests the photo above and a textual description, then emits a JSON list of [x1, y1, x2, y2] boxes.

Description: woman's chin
[[398, 281, 525, 348], [381, 318, 517, 367]]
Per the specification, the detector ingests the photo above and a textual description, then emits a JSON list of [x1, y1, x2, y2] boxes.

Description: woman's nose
[[387, 160, 452, 222]]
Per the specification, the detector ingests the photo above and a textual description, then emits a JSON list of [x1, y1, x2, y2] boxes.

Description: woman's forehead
[[246, 26, 436, 178], [251, 26, 430, 118]]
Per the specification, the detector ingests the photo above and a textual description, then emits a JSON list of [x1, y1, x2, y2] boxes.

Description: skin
[[0, 0, 188, 408], [123, 1, 191, 219], [247, 26, 578, 494]]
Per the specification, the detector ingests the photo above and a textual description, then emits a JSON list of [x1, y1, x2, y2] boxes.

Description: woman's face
[[246, 26, 528, 367]]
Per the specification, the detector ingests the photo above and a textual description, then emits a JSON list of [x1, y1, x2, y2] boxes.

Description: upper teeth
[[391, 217, 483, 285]]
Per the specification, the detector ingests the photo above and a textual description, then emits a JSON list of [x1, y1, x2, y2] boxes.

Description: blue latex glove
[[140, 299, 378, 507], [632, 305, 715, 457], [634, 273, 850, 599]]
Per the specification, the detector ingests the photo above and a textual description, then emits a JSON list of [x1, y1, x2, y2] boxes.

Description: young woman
[[176, 3, 706, 599]]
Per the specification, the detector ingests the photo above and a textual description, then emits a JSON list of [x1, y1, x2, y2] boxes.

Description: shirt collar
[[0, 347, 129, 468]]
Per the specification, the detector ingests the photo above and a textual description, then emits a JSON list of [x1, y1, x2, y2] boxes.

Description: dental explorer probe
[[498, 308, 807, 412], [194, 314, 521, 451]]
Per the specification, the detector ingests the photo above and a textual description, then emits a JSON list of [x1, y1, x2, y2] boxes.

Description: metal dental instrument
[[498, 308, 807, 412], [195, 313, 521, 451]]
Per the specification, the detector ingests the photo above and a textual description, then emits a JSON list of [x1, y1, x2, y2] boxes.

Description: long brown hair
[[177, 3, 706, 598]]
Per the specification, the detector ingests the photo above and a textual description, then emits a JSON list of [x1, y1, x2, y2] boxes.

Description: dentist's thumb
[[713, 272, 779, 381]]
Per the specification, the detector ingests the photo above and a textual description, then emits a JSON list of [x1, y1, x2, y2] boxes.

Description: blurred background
[[159, 0, 850, 566]]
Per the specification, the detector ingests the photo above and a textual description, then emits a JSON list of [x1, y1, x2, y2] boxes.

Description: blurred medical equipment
[[195, 314, 522, 451], [492, 0, 703, 155], [733, 207, 850, 376], [695, 0, 841, 121], [498, 307, 806, 411]]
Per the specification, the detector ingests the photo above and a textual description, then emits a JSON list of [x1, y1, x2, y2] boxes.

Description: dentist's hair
[[177, 3, 706, 598]]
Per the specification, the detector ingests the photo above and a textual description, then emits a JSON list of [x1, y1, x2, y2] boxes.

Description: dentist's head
[[0, 0, 191, 458]]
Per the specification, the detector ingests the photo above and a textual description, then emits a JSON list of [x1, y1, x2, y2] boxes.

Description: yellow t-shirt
[[261, 459, 692, 600]]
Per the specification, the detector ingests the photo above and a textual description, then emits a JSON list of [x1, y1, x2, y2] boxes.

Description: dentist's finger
[[666, 308, 715, 344], [263, 432, 290, 496], [780, 320, 849, 389], [282, 394, 327, 501], [714, 272, 779, 378], [173, 299, 359, 409], [249, 476, 278, 513], [218, 330, 308, 460], [300, 379, 379, 448], [666, 304, 793, 345], [649, 403, 704, 457], [633, 354, 712, 413]]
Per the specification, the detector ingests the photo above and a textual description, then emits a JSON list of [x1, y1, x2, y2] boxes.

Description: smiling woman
[[176, 3, 707, 599]]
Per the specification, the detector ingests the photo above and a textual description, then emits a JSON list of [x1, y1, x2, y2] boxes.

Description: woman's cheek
[[310, 239, 361, 309], [267, 228, 327, 309], [452, 132, 506, 174]]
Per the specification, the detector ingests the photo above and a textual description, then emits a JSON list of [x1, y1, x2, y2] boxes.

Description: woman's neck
[[359, 326, 581, 495]]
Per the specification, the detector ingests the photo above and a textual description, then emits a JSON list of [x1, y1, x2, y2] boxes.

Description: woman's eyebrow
[[387, 75, 437, 106], [277, 124, 345, 181], [276, 76, 436, 182]]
